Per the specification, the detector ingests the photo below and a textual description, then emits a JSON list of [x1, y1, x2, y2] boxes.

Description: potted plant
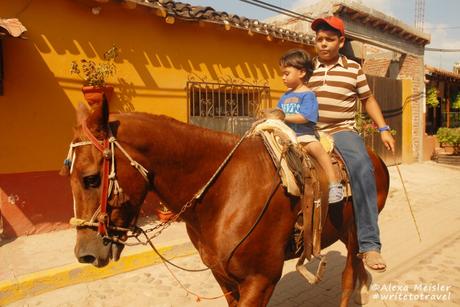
[[70, 45, 119, 106], [156, 202, 175, 223]]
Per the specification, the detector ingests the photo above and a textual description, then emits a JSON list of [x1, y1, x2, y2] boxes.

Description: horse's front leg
[[339, 223, 372, 306], [211, 271, 239, 306], [238, 275, 277, 307], [340, 226, 361, 307], [354, 263, 371, 305]]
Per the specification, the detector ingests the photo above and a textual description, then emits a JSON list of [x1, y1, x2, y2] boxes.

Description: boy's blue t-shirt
[[277, 90, 318, 136]]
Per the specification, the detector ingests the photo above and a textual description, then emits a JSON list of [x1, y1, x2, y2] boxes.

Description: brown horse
[[64, 100, 389, 307]]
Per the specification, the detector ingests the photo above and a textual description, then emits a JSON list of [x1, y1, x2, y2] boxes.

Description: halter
[[64, 120, 149, 237]]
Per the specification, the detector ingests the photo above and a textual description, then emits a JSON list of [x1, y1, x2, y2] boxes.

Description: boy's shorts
[[297, 134, 319, 144]]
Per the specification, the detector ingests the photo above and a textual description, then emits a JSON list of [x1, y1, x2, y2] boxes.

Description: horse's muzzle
[[74, 229, 124, 267]]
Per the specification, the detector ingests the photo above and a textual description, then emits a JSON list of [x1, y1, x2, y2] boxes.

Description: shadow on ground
[[269, 250, 368, 306]]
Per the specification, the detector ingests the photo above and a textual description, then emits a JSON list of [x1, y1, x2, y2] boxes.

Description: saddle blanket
[[251, 119, 302, 196]]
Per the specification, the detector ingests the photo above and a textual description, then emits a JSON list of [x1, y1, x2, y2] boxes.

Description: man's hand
[[380, 131, 395, 153]]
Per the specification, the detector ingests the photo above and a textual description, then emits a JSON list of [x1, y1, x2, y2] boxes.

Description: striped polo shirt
[[307, 55, 372, 133]]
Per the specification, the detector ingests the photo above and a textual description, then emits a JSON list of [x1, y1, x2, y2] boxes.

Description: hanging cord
[[140, 229, 209, 272], [158, 255, 233, 303], [101, 212, 233, 301], [392, 153, 422, 242], [142, 224, 233, 302]]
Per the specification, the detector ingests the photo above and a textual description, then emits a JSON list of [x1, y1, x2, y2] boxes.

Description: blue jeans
[[332, 131, 381, 253]]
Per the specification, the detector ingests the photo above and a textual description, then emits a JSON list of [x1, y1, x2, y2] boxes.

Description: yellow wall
[[0, 0, 314, 173], [401, 79, 415, 163]]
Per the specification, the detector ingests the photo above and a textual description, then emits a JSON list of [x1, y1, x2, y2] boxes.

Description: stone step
[[436, 154, 460, 165]]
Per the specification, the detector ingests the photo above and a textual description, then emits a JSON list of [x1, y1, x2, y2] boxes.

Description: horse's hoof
[[354, 271, 371, 305], [354, 289, 369, 305]]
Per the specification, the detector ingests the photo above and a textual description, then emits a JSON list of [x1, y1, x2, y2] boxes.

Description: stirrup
[[295, 253, 327, 284]]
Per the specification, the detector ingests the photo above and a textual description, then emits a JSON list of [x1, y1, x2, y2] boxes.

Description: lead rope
[[139, 230, 233, 302], [392, 153, 422, 242]]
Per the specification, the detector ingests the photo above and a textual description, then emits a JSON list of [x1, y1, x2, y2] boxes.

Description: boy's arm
[[284, 92, 316, 124], [285, 113, 308, 124], [362, 95, 396, 153]]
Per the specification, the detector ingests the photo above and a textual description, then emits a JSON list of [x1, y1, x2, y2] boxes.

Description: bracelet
[[378, 125, 391, 132]]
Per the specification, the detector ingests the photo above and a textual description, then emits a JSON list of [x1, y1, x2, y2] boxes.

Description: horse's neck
[[117, 114, 238, 211]]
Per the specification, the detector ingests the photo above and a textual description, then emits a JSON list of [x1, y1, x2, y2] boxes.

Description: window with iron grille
[[187, 80, 271, 136]]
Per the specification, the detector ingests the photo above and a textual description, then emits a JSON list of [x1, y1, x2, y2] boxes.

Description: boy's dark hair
[[279, 49, 313, 81], [315, 22, 343, 38]]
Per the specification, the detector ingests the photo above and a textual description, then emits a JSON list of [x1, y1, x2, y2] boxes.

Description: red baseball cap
[[311, 16, 345, 36]]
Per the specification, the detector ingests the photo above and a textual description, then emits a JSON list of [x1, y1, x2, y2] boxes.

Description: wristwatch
[[378, 125, 391, 132]]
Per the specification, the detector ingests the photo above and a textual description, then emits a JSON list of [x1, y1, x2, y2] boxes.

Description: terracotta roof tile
[[131, 0, 314, 45], [425, 65, 460, 81]]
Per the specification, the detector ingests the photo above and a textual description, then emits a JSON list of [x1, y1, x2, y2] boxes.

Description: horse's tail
[[367, 149, 390, 214]]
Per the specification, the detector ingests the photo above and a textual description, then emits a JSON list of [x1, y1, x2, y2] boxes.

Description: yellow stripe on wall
[[401, 79, 414, 163]]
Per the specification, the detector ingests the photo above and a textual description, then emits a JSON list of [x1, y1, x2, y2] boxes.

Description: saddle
[[251, 119, 351, 284]]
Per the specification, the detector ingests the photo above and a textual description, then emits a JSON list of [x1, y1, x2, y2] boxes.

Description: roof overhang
[[425, 65, 460, 82], [332, 2, 430, 46]]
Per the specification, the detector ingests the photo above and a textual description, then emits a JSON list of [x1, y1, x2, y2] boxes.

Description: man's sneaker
[[328, 183, 344, 203]]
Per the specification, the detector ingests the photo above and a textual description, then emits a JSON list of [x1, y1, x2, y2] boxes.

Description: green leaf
[[69, 45, 120, 86]]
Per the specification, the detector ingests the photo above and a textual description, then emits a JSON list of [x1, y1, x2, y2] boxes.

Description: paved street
[[8, 162, 460, 307]]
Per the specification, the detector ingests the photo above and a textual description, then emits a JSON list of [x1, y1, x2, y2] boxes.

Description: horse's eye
[[83, 175, 101, 189]]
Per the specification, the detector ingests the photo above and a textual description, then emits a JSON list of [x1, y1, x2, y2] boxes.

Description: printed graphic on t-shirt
[[280, 99, 301, 114], [277, 91, 318, 136]]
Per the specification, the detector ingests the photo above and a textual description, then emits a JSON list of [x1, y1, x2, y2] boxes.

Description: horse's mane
[[111, 112, 241, 149]]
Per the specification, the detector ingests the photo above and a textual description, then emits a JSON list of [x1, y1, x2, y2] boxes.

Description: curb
[[0, 241, 196, 306]]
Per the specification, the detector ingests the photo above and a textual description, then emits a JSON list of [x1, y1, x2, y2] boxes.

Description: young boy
[[309, 16, 395, 272], [277, 49, 344, 204]]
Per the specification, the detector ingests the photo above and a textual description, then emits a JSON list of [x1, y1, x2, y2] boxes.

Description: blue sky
[[186, 0, 460, 71]]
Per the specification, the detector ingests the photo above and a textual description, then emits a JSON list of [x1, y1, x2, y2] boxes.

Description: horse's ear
[[76, 102, 90, 125], [85, 97, 109, 137], [59, 164, 70, 177]]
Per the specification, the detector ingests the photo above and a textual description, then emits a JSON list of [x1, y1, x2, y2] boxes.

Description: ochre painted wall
[[0, 0, 314, 173], [0, 0, 314, 237]]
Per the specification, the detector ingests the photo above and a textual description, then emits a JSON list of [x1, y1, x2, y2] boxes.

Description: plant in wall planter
[[70, 45, 120, 106]]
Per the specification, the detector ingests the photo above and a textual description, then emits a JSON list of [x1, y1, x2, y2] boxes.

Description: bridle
[[64, 120, 149, 238]]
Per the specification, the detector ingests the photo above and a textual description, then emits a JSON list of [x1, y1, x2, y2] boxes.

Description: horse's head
[[62, 100, 150, 267]]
